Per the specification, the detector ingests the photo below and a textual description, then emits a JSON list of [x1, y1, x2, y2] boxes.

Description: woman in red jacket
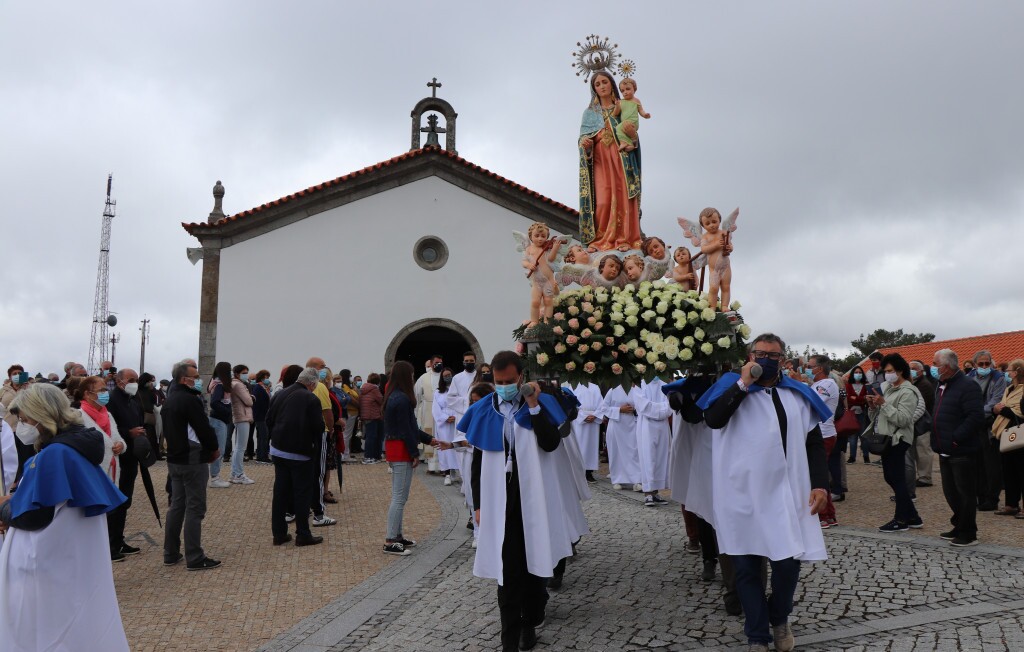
[[846, 365, 870, 463]]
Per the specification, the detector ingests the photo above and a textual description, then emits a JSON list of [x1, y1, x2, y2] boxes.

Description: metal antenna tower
[[139, 317, 150, 373], [87, 174, 117, 374]]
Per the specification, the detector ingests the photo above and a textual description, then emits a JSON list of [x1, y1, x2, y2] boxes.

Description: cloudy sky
[[3, 1, 1022, 377]]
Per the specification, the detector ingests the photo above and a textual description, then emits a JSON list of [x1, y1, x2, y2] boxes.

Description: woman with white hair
[[0, 383, 128, 651]]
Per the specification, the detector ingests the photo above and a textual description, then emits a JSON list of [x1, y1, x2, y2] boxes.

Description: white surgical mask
[[884, 372, 898, 384], [16, 421, 39, 445], [124, 382, 139, 396]]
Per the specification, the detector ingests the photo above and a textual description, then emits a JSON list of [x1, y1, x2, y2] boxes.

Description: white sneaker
[[471, 539, 478, 549], [312, 515, 337, 527], [208, 477, 230, 488], [632, 483, 643, 492], [444, 475, 453, 486], [230, 474, 255, 485], [613, 484, 623, 490], [284, 513, 295, 523]]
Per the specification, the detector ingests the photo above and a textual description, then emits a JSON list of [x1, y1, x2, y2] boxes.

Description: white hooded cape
[[600, 385, 641, 485], [567, 383, 603, 471]]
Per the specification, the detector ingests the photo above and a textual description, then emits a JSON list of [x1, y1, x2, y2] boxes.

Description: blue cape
[[11, 443, 127, 519], [696, 372, 832, 423], [460, 392, 568, 453], [661, 375, 715, 397]]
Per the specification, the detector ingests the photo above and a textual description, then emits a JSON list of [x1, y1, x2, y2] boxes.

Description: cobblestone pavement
[[113, 459, 440, 652], [263, 462, 1024, 652]]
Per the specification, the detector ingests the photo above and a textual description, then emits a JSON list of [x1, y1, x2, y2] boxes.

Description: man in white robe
[[446, 352, 478, 477], [414, 355, 443, 469], [600, 384, 642, 491], [566, 382, 603, 482], [699, 333, 832, 652], [636, 378, 672, 506], [462, 351, 571, 652]]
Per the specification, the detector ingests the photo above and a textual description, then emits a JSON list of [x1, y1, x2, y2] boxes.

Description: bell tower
[[410, 77, 457, 154]]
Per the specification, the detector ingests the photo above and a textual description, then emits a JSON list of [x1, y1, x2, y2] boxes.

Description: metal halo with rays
[[571, 34, 621, 83], [616, 59, 637, 79]]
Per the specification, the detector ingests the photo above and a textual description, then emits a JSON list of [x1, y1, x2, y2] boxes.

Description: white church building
[[183, 88, 578, 378]]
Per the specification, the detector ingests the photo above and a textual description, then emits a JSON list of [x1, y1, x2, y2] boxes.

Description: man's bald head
[[306, 357, 326, 370]]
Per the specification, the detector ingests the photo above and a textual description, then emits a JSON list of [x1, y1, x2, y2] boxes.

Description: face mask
[[930, 367, 940, 380], [481, 372, 494, 383], [160, 385, 169, 391], [263, 379, 272, 386], [853, 373, 863, 382], [124, 382, 139, 396], [147, 382, 155, 389], [804, 368, 815, 379], [333, 382, 342, 388], [495, 383, 518, 402], [16, 421, 39, 445], [96, 390, 111, 406], [976, 366, 991, 377], [240, 373, 249, 382], [464, 362, 476, 373], [442, 375, 452, 384], [432, 363, 443, 373], [871, 362, 880, 370], [884, 372, 898, 384], [1008, 372, 1015, 383], [910, 370, 918, 379], [100, 369, 109, 378], [194, 378, 204, 391], [318, 369, 328, 380], [355, 381, 363, 388], [754, 357, 780, 381]]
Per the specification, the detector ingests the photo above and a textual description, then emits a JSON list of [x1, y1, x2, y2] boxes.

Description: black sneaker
[[939, 529, 958, 540], [907, 515, 924, 529], [397, 537, 417, 548], [585, 471, 597, 483], [651, 494, 668, 504], [950, 536, 978, 547], [119, 543, 142, 556], [186, 557, 223, 571], [878, 519, 908, 533], [111, 551, 126, 563], [383, 542, 411, 556], [701, 559, 717, 581], [163, 553, 184, 566]]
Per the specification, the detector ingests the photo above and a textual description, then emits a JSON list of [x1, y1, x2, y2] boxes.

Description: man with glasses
[[967, 350, 1006, 511], [698, 334, 831, 652]]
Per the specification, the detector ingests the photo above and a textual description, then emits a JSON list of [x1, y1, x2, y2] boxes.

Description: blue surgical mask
[[977, 366, 991, 377], [930, 367, 940, 380], [755, 357, 780, 381], [194, 378, 204, 391], [495, 383, 519, 402], [853, 373, 864, 382], [804, 368, 815, 379], [263, 378, 272, 386], [96, 391, 110, 406], [240, 373, 249, 382], [910, 369, 918, 379], [1008, 372, 1014, 383], [355, 381, 363, 388], [319, 369, 328, 380]]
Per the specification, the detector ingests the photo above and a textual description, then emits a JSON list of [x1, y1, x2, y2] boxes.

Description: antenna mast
[[87, 174, 116, 374], [139, 317, 150, 374]]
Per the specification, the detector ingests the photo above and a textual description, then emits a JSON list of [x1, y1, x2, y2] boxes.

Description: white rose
[[611, 312, 624, 323], [646, 351, 658, 364], [739, 324, 752, 338], [626, 315, 638, 327], [641, 297, 654, 309], [624, 304, 640, 316], [655, 316, 666, 327], [613, 325, 626, 337], [701, 308, 717, 322], [694, 328, 705, 341], [554, 343, 567, 354], [635, 363, 646, 374], [655, 301, 669, 315], [664, 344, 680, 360], [701, 343, 714, 355], [717, 336, 732, 349], [680, 348, 694, 361], [536, 353, 550, 366], [566, 362, 577, 371], [655, 361, 667, 372], [730, 300, 742, 310], [568, 305, 580, 316], [683, 336, 695, 348], [687, 311, 700, 323], [641, 310, 656, 321]]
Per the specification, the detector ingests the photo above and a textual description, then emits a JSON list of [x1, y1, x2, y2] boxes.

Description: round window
[[413, 236, 448, 271]]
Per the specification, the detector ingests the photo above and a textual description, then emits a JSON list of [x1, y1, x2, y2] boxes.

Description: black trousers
[[697, 517, 719, 563], [272, 456, 315, 538], [940, 455, 978, 539], [1002, 448, 1024, 508], [107, 448, 139, 551], [498, 477, 548, 652], [976, 434, 1002, 506]]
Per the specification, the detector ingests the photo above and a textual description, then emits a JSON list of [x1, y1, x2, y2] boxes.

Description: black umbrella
[[133, 437, 161, 526]]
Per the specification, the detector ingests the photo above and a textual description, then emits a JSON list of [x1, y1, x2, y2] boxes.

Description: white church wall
[[215, 175, 569, 376]]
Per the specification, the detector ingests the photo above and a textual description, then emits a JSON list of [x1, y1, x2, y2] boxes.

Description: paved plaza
[[116, 459, 1024, 651]]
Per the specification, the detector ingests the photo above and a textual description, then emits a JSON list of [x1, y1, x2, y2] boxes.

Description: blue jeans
[[231, 422, 251, 478], [733, 555, 800, 645], [363, 419, 383, 460], [386, 461, 415, 540], [208, 417, 231, 478]]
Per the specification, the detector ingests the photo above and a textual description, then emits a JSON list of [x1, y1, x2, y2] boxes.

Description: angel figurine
[[669, 246, 705, 290], [581, 254, 625, 289], [513, 223, 567, 326], [556, 243, 596, 289], [678, 207, 738, 311], [639, 236, 672, 282]]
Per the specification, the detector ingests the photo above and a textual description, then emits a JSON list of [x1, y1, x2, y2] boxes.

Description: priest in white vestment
[[698, 334, 832, 652], [414, 356, 443, 468], [462, 351, 571, 652], [566, 382, 603, 482], [635, 378, 672, 505], [600, 384, 642, 490]]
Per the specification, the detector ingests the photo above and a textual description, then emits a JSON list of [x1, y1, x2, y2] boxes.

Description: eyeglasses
[[751, 350, 784, 360], [976, 361, 992, 368]]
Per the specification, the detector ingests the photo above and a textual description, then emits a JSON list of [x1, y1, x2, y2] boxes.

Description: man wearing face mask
[[447, 351, 478, 434], [909, 360, 936, 488], [463, 351, 571, 652], [106, 368, 147, 558], [930, 349, 985, 546], [967, 350, 1007, 511], [698, 334, 831, 652], [162, 360, 222, 569], [415, 356, 444, 468], [1, 364, 29, 430]]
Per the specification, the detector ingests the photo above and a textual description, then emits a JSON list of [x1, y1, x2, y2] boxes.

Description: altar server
[[636, 377, 672, 506], [447, 351, 478, 421], [600, 383, 642, 491], [698, 333, 831, 652], [433, 370, 460, 484], [463, 351, 571, 652], [567, 381, 603, 482]]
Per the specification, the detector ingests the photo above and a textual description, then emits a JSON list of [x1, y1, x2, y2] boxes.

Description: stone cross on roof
[[427, 77, 442, 98]]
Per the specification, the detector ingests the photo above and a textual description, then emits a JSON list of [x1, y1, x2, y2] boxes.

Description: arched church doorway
[[385, 318, 483, 377]]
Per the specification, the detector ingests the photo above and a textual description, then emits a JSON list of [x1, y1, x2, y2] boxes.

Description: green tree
[[849, 328, 935, 358]]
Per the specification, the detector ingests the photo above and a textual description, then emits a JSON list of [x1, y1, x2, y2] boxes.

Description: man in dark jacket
[[930, 349, 985, 547], [106, 368, 146, 561], [162, 360, 221, 570], [267, 367, 324, 547], [910, 360, 936, 487], [967, 350, 1008, 510]]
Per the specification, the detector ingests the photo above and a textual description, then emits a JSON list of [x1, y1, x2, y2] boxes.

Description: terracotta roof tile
[[182, 147, 577, 232], [849, 330, 1024, 372]]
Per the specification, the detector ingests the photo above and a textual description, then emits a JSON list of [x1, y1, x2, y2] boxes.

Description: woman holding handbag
[[868, 354, 923, 533], [993, 359, 1024, 517]]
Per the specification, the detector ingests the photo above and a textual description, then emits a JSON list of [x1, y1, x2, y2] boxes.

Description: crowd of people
[[0, 340, 1021, 652]]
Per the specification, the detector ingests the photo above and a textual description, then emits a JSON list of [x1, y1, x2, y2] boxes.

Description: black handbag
[[914, 411, 932, 438], [860, 415, 891, 455]]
